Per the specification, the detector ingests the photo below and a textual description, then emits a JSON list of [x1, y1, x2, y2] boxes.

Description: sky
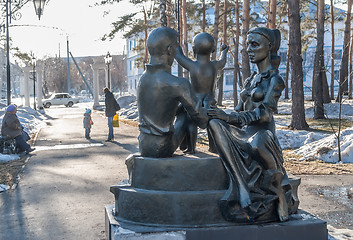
[[9, 0, 137, 59]]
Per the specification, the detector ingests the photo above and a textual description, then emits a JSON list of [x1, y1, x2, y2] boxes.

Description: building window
[[225, 75, 234, 85], [135, 79, 137, 89], [227, 55, 234, 65], [129, 61, 132, 70], [280, 51, 287, 62], [334, 49, 342, 59], [129, 40, 132, 51], [334, 70, 340, 80]]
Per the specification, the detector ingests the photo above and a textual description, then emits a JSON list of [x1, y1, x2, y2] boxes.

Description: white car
[[43, 93, 79, 108]]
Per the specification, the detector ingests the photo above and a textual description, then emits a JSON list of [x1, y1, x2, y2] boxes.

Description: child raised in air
[[175, 32, 228, 153]]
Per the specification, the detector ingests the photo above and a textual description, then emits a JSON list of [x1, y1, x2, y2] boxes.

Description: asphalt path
[[0, 104, 138, 240]]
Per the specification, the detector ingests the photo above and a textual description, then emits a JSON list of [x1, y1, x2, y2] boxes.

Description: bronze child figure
[[175, 32, 228, 153]]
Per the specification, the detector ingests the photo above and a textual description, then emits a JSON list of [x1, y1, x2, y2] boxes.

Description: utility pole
[[67, 36, 71, 93]]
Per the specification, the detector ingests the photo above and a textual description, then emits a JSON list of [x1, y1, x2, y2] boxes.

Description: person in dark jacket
[[104, 87, 120, 141], [1, 105, 35, 154]]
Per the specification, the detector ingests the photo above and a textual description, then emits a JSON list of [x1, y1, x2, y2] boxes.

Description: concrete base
[[105, 205, 328, 240]]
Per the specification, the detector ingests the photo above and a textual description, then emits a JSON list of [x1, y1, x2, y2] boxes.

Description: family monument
[[105, 27, 328, 240]]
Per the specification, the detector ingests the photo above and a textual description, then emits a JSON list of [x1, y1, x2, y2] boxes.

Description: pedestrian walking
[[83, 108, 93, 139], [104, 87, 120, 142], [1, 104, 35, 154]]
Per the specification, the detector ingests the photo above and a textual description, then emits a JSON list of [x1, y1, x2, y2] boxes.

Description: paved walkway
[[0, 106, 138, 240]]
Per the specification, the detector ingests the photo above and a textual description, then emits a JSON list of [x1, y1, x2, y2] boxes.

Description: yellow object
[[112, 113, 119, 127]]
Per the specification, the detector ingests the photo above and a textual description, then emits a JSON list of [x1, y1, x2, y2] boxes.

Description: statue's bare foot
[[183, 149, 195, 154], [278, 201, 289, 222]]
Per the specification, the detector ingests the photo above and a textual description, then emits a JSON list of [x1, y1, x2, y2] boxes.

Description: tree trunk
[[233, 0, 240, 107], [313, 0, 325, 119], [202, 0, 206, 32], [241, 0, 251, 81], [285, 32, 290, 99], [337, 0, 352, 102], [182, 0, 189, 80], [288, 0, 309, 129], [218, 0, 228, 106], [330, 0, 335, 99], [160, 0, 167, 27], [177, 0, 183, 77], [349, 30, 353, 99], [267, 0, 277, 29], [212, 0, 220, 61], [143, 8, 148, 70], [166, 0, 171, 27]]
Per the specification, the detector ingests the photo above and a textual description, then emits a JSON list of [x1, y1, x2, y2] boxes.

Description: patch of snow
[[293, 126, 353, 163], [0, 153, 20, 162], [0, 184, 10, 192], [276, 129, 329, 150]]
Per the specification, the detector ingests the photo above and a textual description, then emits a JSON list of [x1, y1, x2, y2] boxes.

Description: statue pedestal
[[105, 205, 327, 240], [106, 153, 326, 239]]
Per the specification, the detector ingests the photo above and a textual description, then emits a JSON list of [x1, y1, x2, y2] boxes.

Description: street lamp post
[[3, 0, 46, 105], [31, 56, 36, 110], [105, 51, 112, 89]]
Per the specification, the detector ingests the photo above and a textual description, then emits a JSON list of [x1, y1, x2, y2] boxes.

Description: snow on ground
[[119, 98, 353, 163]]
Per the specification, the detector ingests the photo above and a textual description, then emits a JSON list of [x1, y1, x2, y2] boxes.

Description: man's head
[[104, 87, 110, 94], [147, 27, 179, 66], [6, 104, 17, 113]]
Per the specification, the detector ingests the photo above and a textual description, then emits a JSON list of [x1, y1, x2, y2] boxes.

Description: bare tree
[[160, 0, 167, 27], [330, 0, 335, 99], [232, 0, 241, 107], [288, 0, 309, 129], [267, 0, 277, 29], [241, 0, 251, 81], [202, 0, 206, 32], [313, 0, 325, 119], [217, 0, 228, 106], [337, 0, 352, 102], [284, 31, 290, 99], [182, 0, 189, 79], [212, 0, 220, 61]]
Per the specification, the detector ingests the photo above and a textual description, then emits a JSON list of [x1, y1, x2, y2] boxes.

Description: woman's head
[[247, 27, 281, 67], [6, 104, 17, 113]]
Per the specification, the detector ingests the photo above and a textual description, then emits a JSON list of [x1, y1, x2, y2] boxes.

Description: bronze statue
[[208, 27, 295, 222], [137, 27, 209, 158], [175, 32, 228, 153]]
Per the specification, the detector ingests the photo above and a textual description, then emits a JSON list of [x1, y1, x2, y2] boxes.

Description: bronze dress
[[208, 68, 296, 222]]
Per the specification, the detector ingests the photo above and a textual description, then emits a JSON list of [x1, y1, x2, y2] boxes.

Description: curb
[[8, 129, 41, 191]]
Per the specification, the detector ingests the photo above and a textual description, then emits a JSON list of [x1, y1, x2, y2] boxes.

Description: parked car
[[43, 93, 79, 108]]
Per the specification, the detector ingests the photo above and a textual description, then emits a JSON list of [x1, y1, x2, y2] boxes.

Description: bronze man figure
[[137, 27, 209, 158]]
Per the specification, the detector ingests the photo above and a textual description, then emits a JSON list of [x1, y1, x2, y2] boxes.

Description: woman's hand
[[207, 107, 228, 121]]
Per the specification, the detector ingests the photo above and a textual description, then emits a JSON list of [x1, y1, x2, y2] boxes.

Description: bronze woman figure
[[208, 27, 295, 222]]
